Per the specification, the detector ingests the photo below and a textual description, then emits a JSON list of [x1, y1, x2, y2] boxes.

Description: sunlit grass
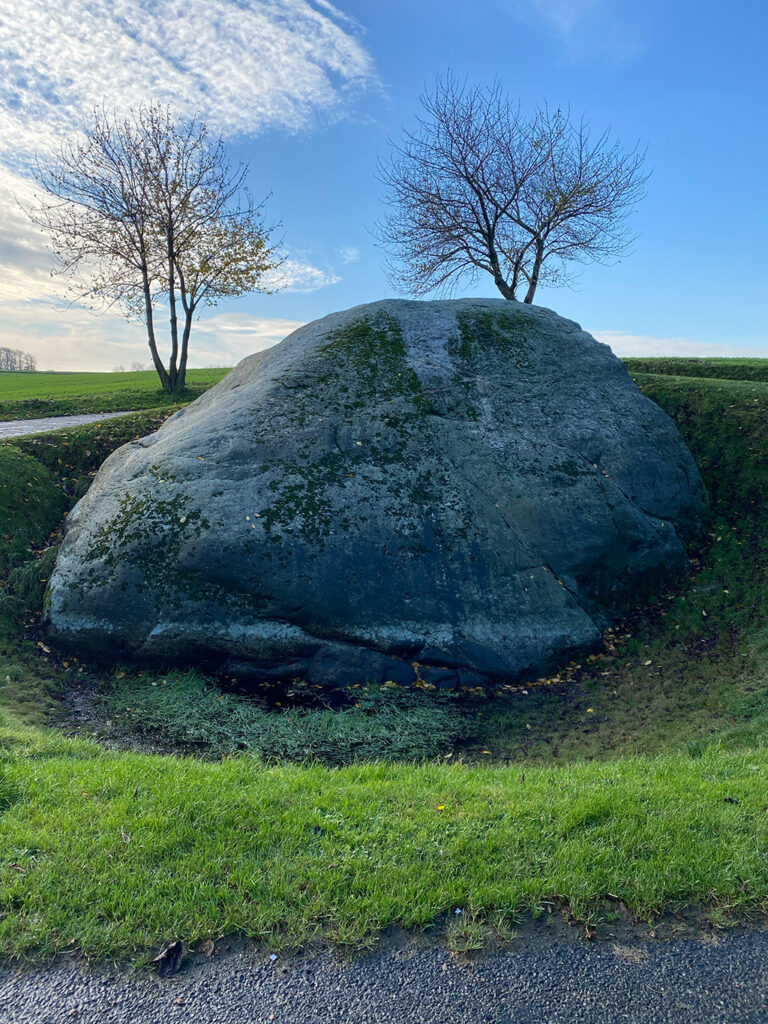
[[0, 367, 228, 420], [1, 725, 766, 959]]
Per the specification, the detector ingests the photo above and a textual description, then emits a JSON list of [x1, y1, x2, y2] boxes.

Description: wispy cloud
[[505, 0, 643, 62], [0, 1, 375, 363], [338, 246, 361, 264], [263, 258, 341, 293], [0, 0, 377, 166], [0, 168, 62, 303], [182, 313, 306, 364], [593, 330, 764, 358], [526, 0, 602, 36]]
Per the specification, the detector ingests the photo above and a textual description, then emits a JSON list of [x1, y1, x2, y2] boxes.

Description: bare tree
[[30, 104, 282, 392], [0, 347, 36, 371], [377, 76, 648, 304]]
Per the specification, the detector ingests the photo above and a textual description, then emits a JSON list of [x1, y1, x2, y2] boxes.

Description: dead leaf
[[199, 939, 214, 958], [152, 939, 185, 977]]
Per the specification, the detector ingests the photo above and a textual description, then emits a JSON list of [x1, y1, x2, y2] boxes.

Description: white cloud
[[192, 313, 305, 362], [0, 1, 377, 169], [338, 246, 361, 264], [1, 300, 302, 371], [0, 168, 63, 303], [311, 0, 366, 33], [263, 258, 341, 292], [592, 330, 765, 358], [0, 1, 374, 358]]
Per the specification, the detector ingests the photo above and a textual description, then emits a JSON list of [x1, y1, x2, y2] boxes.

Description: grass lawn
[[0, 368, 229, 421], [1, 359, 768, 962]]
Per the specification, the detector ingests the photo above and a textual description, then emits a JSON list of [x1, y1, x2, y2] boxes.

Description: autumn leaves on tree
[[31, 105, 281, 393]]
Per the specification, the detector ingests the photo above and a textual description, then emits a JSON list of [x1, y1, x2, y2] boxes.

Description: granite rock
[[45, 299, 707, 687]]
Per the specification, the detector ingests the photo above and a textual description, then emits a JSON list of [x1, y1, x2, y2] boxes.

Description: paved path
[[0, 411, 135, 438], [2, 928, 767, 1024]]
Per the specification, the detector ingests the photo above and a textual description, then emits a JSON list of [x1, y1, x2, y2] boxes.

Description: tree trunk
[[166, 226, 180, 392], [523, 242, 545, 304], [176, 309, 194, 392], [493, 274, 515, 300], [141, 268, 171, 391], [488, 243, 515, 300]]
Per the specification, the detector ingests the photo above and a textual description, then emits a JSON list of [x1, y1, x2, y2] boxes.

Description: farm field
[[623, 356, 768, 382], [0, 367, 230, 421], [1, 359, 768, 962]]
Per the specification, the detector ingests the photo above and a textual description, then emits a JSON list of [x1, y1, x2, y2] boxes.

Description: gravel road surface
[[2, 927, 767, 1024], [0, 412, 134, 438]]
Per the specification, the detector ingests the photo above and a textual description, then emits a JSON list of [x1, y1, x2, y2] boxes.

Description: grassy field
[[624, 356, 768, 381], [0, 368, 229, 420], [1, 359, 768, 962]]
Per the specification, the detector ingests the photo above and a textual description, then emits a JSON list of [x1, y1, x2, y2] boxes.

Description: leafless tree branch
[[375, 75, 648, 304]]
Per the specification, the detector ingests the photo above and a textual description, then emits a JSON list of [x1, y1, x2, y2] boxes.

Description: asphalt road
[[0, 411, 134, 438], [2, 927, 767, 1024]]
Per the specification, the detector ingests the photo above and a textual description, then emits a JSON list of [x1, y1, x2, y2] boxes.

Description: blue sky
[[0, 0, 765, 370]]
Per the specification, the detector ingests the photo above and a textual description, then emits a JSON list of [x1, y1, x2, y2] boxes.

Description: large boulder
[[45, 299, 706, 687]]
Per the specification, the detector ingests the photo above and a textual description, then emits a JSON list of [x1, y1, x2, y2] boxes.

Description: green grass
[[90, 669, 472, 764], [0, 448, 66, 574], [7, 408, 182, 499], [0, 368, 229, 420], [0, 410, 192, 732], [1, 733, 766, 960], [2, 358, 768, 961]]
